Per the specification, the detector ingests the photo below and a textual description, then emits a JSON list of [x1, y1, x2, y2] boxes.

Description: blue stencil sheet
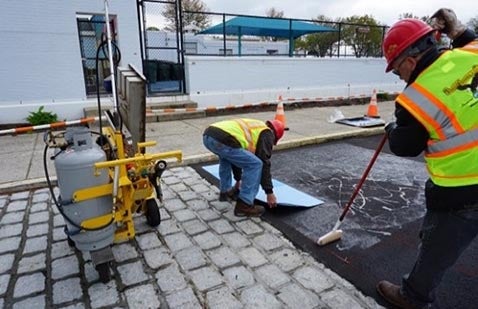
[[202, 164, 324, 208]]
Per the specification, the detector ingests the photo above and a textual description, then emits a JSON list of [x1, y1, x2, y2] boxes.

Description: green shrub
[[26, 106, 58, 125]]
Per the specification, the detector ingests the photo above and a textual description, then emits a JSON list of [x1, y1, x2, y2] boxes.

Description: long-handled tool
[[317, 134, 388, 246]]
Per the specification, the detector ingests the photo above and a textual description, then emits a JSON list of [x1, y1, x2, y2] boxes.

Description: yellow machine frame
[[71, 126, 182, 242]]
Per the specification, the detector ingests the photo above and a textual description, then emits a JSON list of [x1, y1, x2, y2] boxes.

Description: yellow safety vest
[[396, 41, 478, 186], [211, 118, 269, 153]]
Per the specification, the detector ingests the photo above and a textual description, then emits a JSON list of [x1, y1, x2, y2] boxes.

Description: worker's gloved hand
[[384, 122, 397, 135], [430, 8, 466, 40]]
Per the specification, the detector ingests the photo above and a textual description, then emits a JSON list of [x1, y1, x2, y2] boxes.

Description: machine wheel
[[145, 198, 161, 227], [96, 262, 111, 283]]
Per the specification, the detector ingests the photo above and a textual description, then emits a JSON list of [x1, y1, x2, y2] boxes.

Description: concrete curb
[[0, 128, 383, 194]]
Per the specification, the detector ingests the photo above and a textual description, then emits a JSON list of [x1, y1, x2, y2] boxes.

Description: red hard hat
[[266, 119, 285, 144], [382, 19, 434, 72]]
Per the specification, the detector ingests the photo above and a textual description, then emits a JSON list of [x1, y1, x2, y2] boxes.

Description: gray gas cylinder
[[54, 127, 114, 251]]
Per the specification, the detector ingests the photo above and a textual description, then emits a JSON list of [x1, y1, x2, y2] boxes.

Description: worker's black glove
[[430, 8, 466, 40], [384, 122, 397, 136]]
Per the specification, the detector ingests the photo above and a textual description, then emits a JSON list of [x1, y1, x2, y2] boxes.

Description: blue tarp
[[198, 16, 337, 38]]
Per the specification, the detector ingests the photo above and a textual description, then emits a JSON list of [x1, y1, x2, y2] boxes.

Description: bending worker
[[378, 8, 478, 309], [203, 118, 285, 217]]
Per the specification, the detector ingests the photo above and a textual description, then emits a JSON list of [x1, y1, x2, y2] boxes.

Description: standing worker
[[378, 8, 478, 309], [203, 118, 285, 217]]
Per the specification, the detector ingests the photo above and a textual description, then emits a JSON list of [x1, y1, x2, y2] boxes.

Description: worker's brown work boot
[[219, 188, 239, 202], [376, 281, 419, 309], [234, 198, 265, 217]]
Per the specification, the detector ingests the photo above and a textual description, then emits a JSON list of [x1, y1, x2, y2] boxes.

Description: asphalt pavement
[[0, 102, 394, 308]]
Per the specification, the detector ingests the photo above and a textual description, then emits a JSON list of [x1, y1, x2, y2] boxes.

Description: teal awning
[[198, 16, 337, 56]]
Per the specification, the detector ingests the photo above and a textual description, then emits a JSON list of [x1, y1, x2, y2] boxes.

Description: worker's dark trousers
[[401, 207, 478, 307]]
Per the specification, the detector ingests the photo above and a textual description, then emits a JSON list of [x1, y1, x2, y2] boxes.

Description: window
[[184, 42, 198, 55]]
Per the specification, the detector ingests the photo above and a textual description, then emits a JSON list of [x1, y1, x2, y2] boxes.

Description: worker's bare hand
[[267, 193, 277, 208], [430, 8, 465, 40]]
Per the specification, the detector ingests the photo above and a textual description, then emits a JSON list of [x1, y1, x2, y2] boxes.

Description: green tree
[[295, 15, 339, 57], [266, 8, 284, 18], [338, 15, 384, 57], [398, 13, 429, 22], [146, 26, 160, 31], [162, 0, 210, 31]]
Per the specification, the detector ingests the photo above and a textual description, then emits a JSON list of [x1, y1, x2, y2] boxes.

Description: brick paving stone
[[51, 255, 80, 280], [240, 285, 282, 309], [30, 202, 48, 213], [143, 247, 173, 269], [14, 272, 45, 298], [253, 233, 285, 251], [159, 207, 171, 220], [1, 212, 25, 224], [26, 223, 49, 237], [186, 199, 209, 211], [196, 209, 220, 221], [208, 219, 235, 234], [221, 232, 251, 249], [155, 263, 187, 292], [223, 210, 247, 222], [59, 303, 85, 309], [161, 188, 177, 200], [52, 277, 83, 304], [28, 211, 49, 224], [53, 214, 65, 227], [162, 176, 181, 185], [112, 243, 139, 262], [206, 286, 242, 309], [165, 287, 201, 308], [0, 237, 21, 254], [17, 253, 46, 274], [88, 280, 119, 308], [207, 246, 241, 269], [162, 198, 186, 212], [188, 266, 224, 292], [174, 246, 207, 271], [177, 190, 199, 201], [6, 200, 28, 212], [181, 219, 208, 235], [320, 289, 365, 309], [9, 192, 29, 200], [190, 183, 210, 193], [136, 232, 162, 250], [32, 192, 49, 203], [0, 254, 14, 274], [193, 231, 222, 250], [238, 247, 268, 268], [277, 283, 321, 309], [255, 264, 290, 289], [23, 235, 48, 254], [12, 294, 46, 309], [223, 265, 255, 289], [235, 220, 263, 235], [169, 183, 188, 193], [0, 223, 23, 238], [117, 260, 150, 285], [52, 227, 68, 242], [0, 274, 10, 295], [172, 208, 196, 222], [124, 284, 161, 309], [199, 190, 218, 202], [293, 266, 334, 293], [83, 261, 100, 283], [51, 241, 74, 260], [158, 219, 181, 236], [210, 200, 231, 212], [164, 232, 193, 252], [270, 248, 305, 272]]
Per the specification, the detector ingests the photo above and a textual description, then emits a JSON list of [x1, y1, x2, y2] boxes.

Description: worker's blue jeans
[[203, 135, 262, 205], [401, 207, 478, 307]]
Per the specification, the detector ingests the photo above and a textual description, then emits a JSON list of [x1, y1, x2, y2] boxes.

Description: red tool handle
[[339, 134, 388, 221]]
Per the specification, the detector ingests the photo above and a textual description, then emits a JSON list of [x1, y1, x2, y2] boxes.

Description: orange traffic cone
[[365, 89, 380, 118], [275, 101, 286, 127]]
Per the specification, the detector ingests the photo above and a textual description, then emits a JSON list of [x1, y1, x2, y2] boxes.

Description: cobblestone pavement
[[0, 166, 382, 309]]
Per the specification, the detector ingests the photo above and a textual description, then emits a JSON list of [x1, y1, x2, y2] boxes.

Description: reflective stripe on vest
[[211, 118, 268, 153], [396, 42, 478, 186]]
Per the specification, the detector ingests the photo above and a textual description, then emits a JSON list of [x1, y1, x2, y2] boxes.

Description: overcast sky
[[200, 1, 475, 26]]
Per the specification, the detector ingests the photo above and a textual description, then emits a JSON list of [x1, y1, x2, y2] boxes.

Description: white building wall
[[0, 0, 141, 124]]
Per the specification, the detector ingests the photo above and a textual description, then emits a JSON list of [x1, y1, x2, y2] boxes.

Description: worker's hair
[[404, 32, 438, 57]]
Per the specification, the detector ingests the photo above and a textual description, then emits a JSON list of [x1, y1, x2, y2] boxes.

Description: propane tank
[[54, 127, 115, 251]]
